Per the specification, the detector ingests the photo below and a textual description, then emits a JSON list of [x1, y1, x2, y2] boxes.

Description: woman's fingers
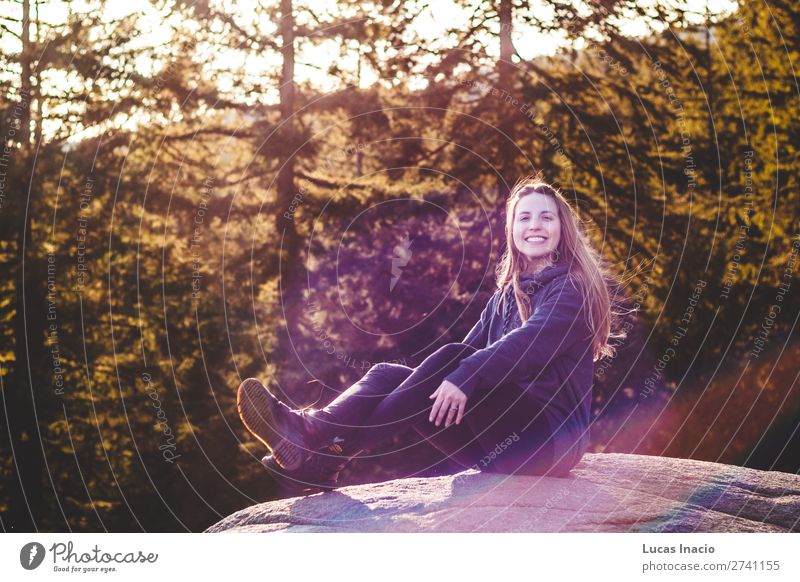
[[444, 404, 458, 428], [430, 393, 444, 424], [434, 395, 453, 426], [429, 385, 467, 427], [454, 400, 465, 426], [445, 398, 466, 427], [429, 392, 444, 423]]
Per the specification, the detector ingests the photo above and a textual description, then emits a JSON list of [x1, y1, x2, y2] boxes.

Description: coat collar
[[518, 262, 571, 293], [500, 263, 571, 333]]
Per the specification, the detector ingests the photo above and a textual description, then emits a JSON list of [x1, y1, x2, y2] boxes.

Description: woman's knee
[[366, 362, 413, 385], [412, 342, 478, 380], [429, 342, 478, 363]]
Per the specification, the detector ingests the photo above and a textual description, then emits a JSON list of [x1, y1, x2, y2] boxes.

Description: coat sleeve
[[445, 278, 592, 398], [460, 292, 496, 349]]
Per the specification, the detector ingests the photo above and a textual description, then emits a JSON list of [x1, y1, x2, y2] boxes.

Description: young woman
[[237, 177, 620, 494]]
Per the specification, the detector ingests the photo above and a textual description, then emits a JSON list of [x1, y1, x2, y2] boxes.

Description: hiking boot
[[237, 377, 327, 471], [261, 436, 364, 496]]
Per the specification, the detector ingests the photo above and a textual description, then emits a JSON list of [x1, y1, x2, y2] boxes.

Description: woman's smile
[[523, 235, 547, 244]]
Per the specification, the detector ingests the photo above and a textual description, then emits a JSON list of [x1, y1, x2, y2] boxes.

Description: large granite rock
[[206, 453, 800, 533]]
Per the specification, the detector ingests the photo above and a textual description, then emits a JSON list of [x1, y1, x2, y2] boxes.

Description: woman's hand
[[429, 380, 467, 427]]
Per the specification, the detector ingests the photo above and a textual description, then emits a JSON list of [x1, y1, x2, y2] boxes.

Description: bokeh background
[[1, 0, 798, 532]]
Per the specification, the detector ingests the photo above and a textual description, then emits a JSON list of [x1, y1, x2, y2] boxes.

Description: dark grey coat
[[444, 262, 595, 473]]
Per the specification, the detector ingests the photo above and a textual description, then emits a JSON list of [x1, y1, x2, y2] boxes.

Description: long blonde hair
[[495, 176, 624, 361]]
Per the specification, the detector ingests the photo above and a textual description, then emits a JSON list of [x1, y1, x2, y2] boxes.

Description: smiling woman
[[512, 193, 562, 274], [236, 175, 625, 495]]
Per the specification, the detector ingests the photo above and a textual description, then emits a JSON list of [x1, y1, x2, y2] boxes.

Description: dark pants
[[312, 343, 559, 476]]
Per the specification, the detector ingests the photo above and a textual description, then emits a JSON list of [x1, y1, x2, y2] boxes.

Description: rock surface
[[206, 453, 800, 533]]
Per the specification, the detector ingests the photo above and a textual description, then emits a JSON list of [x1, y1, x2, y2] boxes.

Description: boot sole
[[260, 455, 337, 496], [237, 378, 306, 471]]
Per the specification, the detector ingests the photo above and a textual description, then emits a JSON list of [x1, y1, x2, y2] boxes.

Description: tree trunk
[[498, 0, 513, 91], [33, 0, 43, 146], [19, 0, 32, 145], [704, 17, 719, 194], [496, 0, 515, 201], [272, 0, 306, 399], [5, 0, 44, 532]]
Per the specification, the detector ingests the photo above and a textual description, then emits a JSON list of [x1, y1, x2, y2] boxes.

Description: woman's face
[[512, 193, 561, 271]]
